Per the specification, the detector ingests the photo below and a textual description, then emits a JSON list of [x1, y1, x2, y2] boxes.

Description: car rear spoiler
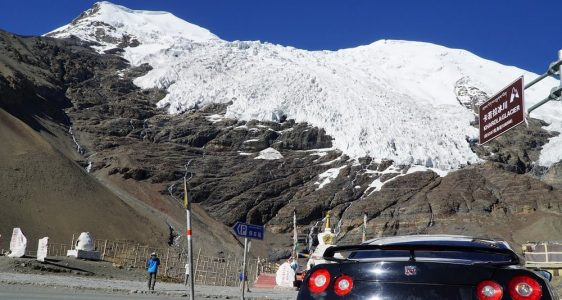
[[323, 244, 520, 265]]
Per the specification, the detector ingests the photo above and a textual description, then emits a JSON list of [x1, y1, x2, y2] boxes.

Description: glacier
[[47, 1, 562, 170]]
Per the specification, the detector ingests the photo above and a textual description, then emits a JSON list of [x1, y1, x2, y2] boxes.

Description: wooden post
[[195, 248, 202, 279], [164, 248, 170, 277], [132, 244, 137, 266], [131, 243, 135, 266], [201, 257, 206, 285], [112, 241, 117, 262], [138, 245, 142, 268], [144, 247, 148, 268], [113, 242, 117, 263], [224, 256, 230, 287], [255, 257, 260, 278], [116, 242, 121, 264], [70, 234, 75, 250], [134, 244, 138, 267], [102, 240, 108, 260], [234, 256, 239, 287]]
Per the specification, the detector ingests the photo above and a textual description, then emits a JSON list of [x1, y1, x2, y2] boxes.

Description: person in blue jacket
[[146, 252, 161, 291]]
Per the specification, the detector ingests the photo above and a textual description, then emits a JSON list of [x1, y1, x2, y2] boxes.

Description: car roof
[[363, 234, 513, 251]]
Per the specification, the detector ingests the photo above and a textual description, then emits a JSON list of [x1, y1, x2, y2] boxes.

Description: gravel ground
[[0, 272, 297, 299], [0, 256, 297, 299]]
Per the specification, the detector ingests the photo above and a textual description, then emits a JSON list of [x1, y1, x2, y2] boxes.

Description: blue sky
[[1, 0, 561, 74]]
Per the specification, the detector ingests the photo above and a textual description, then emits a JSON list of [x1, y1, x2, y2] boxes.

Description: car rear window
[[348, 250, 513, 263]]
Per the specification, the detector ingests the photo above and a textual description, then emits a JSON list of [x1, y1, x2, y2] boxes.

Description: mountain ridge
[[47, 1, 562, 170]]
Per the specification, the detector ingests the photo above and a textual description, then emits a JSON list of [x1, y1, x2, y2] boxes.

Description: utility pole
[[184, 177, 195, 300]]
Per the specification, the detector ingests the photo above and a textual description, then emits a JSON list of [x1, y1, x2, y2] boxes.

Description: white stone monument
[[67, 232, 101, 260], [276, 261, 296, 288], [37, 237, 49, 262], [8, 228, 27, 258]]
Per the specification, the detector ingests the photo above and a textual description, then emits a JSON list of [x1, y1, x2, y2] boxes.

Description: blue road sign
[[232, 221, 264, 240]]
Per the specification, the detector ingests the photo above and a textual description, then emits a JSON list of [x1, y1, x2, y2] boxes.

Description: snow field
[[47, 1, 562, 170]]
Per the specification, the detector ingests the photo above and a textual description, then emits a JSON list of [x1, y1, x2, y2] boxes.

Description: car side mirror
[[536, 269, 553, 282]]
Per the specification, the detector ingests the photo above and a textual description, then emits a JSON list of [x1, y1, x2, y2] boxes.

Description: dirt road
[[0, 284, 180, 300], [0, 272, 297, 299]]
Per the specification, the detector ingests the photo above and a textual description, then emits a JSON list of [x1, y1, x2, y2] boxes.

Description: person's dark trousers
[[148, 272, 157, 290]]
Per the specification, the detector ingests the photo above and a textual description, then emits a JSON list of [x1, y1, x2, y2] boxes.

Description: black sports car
[[297, 235, 557, 299]]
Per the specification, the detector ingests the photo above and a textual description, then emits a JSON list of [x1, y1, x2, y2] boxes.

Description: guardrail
[[523, 242, 562, 274]]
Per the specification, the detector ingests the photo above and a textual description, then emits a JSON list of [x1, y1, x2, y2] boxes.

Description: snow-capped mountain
[[47, 1, 562, 170]]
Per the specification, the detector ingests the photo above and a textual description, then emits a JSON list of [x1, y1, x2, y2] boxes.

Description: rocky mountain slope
[[0, 30, 169, 247], [2, 2, 562, 258]]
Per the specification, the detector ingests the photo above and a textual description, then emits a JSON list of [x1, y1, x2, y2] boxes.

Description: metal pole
[[524, 72, 549, 90], [184, 177, 195, 300], [526, 55, 562, 115], [186, 207, 195, 298], [241, 237, 248, 300], [524, 59, 562, 90], [527, 96, 551, 115]]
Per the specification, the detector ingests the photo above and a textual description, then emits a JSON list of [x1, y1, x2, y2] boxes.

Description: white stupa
[[67, 232, 101, 260], [306, 211, 337, 270]]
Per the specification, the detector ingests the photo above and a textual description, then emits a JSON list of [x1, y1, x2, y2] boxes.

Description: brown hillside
[[0, 108, 169, 249]]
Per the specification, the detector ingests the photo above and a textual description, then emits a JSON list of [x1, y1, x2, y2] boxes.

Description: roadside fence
[[2, 238, 279, 287]]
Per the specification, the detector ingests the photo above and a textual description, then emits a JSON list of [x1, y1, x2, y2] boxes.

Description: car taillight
[[308, 268, 330, 294], [476, 280, 503, 300], [334, 274, 353, 296], [508, 275, 542, 300]]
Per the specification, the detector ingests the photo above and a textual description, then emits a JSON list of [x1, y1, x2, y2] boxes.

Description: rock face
[[2, 29, 562, 255], [470, 118, 558, 174], [543, 162, 562, 189], [66, 70, 343, 227], [337, 163, 562, 244]]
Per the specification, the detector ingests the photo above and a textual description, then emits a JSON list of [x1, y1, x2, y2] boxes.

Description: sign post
[[479, 76, 525, 144], [241, 237, 248, 300], [232, 222, 264, 300]]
